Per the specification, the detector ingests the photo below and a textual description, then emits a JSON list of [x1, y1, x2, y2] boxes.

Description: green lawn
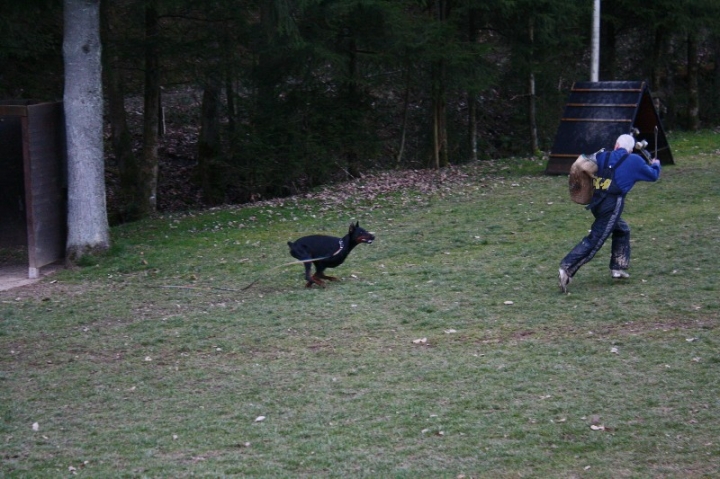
[[2, 130, 719, 478]]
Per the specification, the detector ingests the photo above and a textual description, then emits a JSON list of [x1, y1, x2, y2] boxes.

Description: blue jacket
[[600, 148, 661, 194]]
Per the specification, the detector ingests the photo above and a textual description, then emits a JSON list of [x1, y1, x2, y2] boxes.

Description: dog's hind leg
[[290, 242, 323, 287], [305, 262, 325, 288]]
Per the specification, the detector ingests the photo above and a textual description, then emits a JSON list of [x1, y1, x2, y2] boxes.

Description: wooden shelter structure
[[0, 101, 66, 279], [546, 81, 674, 175]]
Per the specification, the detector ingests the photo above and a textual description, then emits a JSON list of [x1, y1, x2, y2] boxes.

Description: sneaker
[[611, 269, 630, 279], [558, 268, 571, 293]]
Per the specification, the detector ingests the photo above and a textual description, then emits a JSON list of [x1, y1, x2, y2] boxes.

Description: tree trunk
[[651, 27, 666, 93], [686, 31, 700, 131], [63, 0, 109, 259], [101, 0, 140, 222], [600, 20, 616, 80], [140, 0, 160, 216], [468, 91, 477, 163], [431, 59, 448, 169], [429, 0, 449, 169], [198, 81, 223, 205], [225, 70, 236, 136], [467, 8, 478, 163], [344, 38, 360, 178], [713, 34, 720, 124], [397, 62, 411, 167], [256, 1, 277, 114], [528, 20, 538, 154], [528, 71, 538, 154], [664, 53, 677, 130]]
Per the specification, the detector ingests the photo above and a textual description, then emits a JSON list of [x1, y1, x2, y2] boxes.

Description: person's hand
[[651, 158, 661, 167]]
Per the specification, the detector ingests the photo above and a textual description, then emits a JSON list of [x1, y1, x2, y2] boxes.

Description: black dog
[[287, 222, 375, 287]]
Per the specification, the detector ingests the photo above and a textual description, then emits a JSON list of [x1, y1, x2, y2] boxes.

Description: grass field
[[1, 130, 719, 478]]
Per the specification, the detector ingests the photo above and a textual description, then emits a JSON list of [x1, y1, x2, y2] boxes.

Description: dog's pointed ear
[[349, 222, 357, 233]]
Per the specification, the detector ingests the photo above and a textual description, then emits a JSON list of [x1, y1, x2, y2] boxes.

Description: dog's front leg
[[315, 271, 338, 281]]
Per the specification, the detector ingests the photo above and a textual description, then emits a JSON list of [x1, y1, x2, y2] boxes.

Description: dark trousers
[[560, 194, 630, 277]]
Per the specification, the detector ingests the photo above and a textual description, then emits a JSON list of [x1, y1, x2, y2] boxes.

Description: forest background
[[2, 0, 719, 224]]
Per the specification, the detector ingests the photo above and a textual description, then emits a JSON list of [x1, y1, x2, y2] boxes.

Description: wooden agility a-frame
[[545, 81, 674, 175]]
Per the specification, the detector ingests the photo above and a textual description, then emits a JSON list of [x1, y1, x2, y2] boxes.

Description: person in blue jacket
[[559, 134, 662, 293]]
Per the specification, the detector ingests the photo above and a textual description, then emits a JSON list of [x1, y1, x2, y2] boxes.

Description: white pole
[[590, 0, 601, 81]]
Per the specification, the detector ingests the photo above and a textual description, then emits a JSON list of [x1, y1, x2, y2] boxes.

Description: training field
[[1, 131, 718, 477]]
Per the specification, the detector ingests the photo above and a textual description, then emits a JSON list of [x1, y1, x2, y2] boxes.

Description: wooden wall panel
[[25, 102, 66, 278]]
